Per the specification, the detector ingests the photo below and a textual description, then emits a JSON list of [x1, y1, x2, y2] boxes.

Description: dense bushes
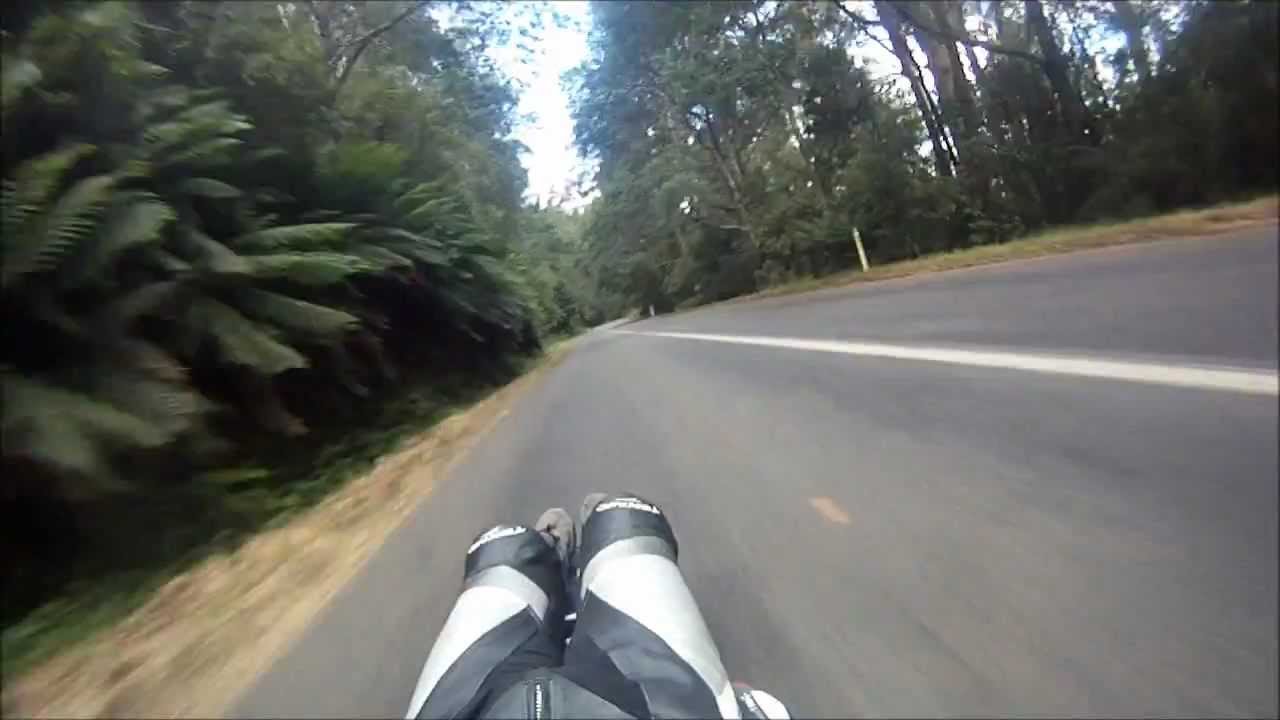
[[1, 1, 581, 632]]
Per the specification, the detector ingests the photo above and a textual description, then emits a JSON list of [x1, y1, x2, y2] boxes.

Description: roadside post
[[853, 228, 870, 272]]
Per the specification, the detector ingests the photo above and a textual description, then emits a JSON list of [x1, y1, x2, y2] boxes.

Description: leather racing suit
[[404, 494, 789, 719]]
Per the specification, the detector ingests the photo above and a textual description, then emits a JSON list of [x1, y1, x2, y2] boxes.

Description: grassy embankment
[[734, 194, 1279, 305]]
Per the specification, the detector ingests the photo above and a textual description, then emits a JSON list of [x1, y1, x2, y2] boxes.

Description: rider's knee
[[576, 494, 678, 586], [462, 524, 563, 618]]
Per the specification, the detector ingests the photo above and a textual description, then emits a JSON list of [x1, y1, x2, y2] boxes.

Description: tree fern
[[184, 297, 309, 374], [247, 251, 380, 285], [232, 288, 359, 339], [230, 222, 357, 251], [1, 0, 549, 515], [3, 372, 172, 493]]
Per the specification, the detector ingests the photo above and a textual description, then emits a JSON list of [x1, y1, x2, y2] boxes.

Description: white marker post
[[853, 228, 870, 272]]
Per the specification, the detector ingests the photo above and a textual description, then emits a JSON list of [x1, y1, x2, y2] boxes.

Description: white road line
[[613, 330, 1279, 396]]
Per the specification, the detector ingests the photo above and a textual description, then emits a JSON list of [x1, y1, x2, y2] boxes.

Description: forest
[[572, 0, 1278, 315], [2, 0, 1277, 676]]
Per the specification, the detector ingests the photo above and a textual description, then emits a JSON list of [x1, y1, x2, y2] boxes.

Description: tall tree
[[1109, 1, 1152, 83], [1025, 0, 1098, 145], [867, 0, 955, 177]]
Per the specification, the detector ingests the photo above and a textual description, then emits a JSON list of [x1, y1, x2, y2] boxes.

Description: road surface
[[235, 227, 1279, 718]]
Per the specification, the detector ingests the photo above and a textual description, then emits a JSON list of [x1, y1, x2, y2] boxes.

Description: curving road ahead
[[235, 227, 1278, 718]]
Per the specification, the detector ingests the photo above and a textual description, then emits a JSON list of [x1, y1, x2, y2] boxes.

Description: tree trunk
[[1024, 0, 1098, 145], [928, 3, 983, 144], [1110, 1, 1151, 81], [989, 0, 1032, 150], [875, 0, 953, 177], [911, 4, 984, 178], [742, 3, 834, 218], [700, 120, 759, 251], [956, 2, 1020, 156]]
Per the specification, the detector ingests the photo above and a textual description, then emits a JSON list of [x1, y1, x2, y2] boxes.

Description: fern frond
[[372, 228, 449, 265], [3, 173, 118, 285], [384, 242, 452, 268], [185, 298, 309, 374], [112, 339, 188, 382], [3, 143, 96, 231], [401, 196, 465, 229], [146, 246, 192, 273], [249, 148, 288, 164], [346, 244, 414, 269], [373, 227, 446, 250], [89, 372, 210, 437], [301, 209, 344, 223], [142, 101, 241, 148], [247, 251, 377, 285], [232, 288, 358, 338], [230, 223, 356, 251], [391, 179, 452, 213], [179, 226, 251, 275], [131, 85, 194, 125], [61, 197, 174, 286], [93, 281, 180, 332], [2, 58, 42, 120], [253, 188, 294, 205], [155, 138, 244, 169], [3, 373, 172, 488], [178, 177, 241, 199]]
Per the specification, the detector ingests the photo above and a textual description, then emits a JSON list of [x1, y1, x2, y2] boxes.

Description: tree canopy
[[570, 0, 1278, 312]]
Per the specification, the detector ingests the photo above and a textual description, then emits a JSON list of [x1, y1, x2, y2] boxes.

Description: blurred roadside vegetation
[[2, 0, 597, 673]]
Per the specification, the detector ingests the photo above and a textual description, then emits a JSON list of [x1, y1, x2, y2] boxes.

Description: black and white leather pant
[[405, 494, 789, 719]]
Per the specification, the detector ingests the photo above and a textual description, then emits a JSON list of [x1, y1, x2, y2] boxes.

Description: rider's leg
[[560, 493, 741, 719], [404, 512, 571, 720]]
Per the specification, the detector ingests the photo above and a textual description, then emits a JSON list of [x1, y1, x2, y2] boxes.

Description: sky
[[490, 1, 918, 209], [488, 1, 594, 209]]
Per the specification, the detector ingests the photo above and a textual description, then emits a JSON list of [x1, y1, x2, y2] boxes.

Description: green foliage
[[1, 0, 562, 652]]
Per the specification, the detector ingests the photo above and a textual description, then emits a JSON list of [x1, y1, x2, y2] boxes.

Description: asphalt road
[[234, 227, 1279, 718]]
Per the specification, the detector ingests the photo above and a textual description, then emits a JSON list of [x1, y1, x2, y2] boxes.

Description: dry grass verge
[[730, 195, 1278, 306], [1, 342, 578, 719]]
